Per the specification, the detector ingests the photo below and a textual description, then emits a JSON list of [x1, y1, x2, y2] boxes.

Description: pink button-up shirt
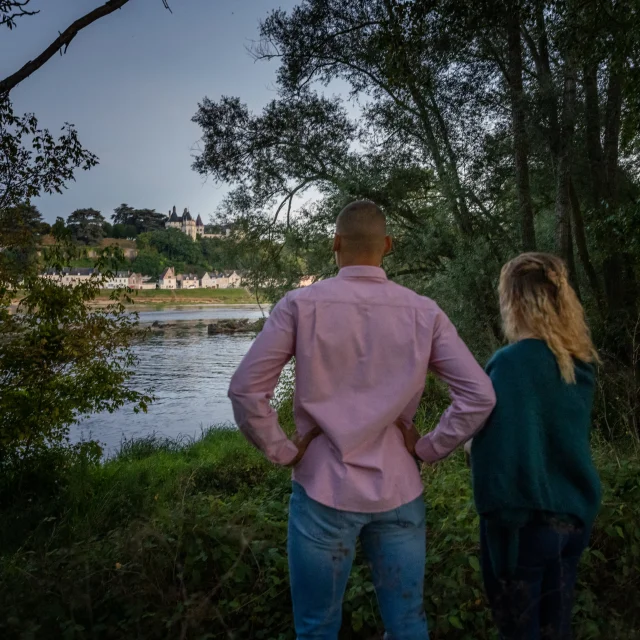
[[228, 266, 495, 512]]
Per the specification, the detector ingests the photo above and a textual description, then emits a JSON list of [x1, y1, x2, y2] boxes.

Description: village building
[[159, 267, 177, 290], [200, 270, 243, 289], [224, 270, 242, 288], [200, 271, 227, 289], [103, 271, 131, 289], [139, 277, 157, 290], [176, 273, 199, 289], [200, 272, 216, 288], [41, 267, 96, 287], [127, 273, 144, 289]]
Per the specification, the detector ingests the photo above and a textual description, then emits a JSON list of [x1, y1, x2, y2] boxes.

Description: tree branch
[[0, 0, 171, 95], [1, 1, 39, 30]]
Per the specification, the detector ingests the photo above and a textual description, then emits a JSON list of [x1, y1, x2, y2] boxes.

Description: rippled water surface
[[72, 307, 266, 453]]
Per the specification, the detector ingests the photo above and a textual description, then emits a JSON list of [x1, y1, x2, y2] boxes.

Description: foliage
[[0, 223, 152, 462], [191, 0, 640, 437], [131, 229, 244, 279], [0, 97, 98, 210], [111, 204, 166, 236], [0, 421, 637, 639], [137, 229, 200, 264], [66, 207, 106, 245], [0, 203, 44, 281]]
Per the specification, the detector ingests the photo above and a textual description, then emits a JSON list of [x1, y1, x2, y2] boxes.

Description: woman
[[470, 253, 602, 639]]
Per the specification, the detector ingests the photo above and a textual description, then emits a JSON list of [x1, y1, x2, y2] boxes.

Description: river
[[71, 306, 267, 454]]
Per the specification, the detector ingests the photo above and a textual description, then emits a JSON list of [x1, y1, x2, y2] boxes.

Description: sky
[[1, 0, 302, 224]]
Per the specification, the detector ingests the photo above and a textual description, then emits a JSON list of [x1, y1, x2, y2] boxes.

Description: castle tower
[[182, 208, 196, 240], [196, 214, 204, 237], [166, 205, 182, 230]]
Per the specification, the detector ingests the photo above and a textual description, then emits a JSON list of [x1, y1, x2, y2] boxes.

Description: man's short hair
[[335, 200, 387, 255]]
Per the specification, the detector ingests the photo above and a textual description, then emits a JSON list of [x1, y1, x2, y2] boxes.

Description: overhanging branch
[[0, 0, 171, 95]]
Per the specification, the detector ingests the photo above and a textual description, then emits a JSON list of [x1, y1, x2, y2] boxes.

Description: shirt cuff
[[272, 439, 300, 467], [415, 435, 440, 464]]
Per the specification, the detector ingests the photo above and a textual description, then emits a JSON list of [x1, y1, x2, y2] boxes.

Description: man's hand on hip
[[286, 426, 323, 467], [395, 419, 422, 462]]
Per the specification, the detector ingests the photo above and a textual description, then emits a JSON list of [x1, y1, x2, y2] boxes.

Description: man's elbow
[[478, 378, 497, 415], [228, 371, 247, 402]]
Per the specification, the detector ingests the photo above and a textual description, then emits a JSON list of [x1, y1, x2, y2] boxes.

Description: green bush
[[0, 426, 639, 639]]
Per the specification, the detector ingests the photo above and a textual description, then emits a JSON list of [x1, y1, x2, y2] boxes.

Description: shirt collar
[[337, 266, 388, 281]]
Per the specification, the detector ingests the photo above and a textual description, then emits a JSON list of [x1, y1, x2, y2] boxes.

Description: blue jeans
[[481, 518, 589, 640], [287, 482, 429, 640]]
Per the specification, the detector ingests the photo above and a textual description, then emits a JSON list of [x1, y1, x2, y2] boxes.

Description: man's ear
[[383, 235, 392, 255], [332, 234, 341, 252]]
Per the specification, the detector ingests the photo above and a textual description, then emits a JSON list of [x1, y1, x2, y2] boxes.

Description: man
[[228, 201, 495, 639]]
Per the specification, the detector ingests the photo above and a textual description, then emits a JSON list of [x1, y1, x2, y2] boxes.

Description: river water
[[71, 306, 266, 453]]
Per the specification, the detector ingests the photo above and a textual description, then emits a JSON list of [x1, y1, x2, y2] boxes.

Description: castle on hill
[[165, 206, 231, 240]]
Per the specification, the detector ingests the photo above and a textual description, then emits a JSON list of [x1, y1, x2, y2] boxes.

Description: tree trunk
[[555, 56, 578, 285], [405, 81, 472, 236], [583, 64, 606, 207], [566, 208, 580, 300], [534, 0, 560, 157], [507, 2, 536, 251], [603, 68, 623, 204], [569, 179, 603, 311], [425, 90, 473, 232]]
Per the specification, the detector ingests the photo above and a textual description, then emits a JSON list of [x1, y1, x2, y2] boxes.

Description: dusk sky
[[1, 0, 302, 224]]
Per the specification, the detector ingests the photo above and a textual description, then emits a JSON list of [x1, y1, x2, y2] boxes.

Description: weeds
[[0, 422, 639, 639]]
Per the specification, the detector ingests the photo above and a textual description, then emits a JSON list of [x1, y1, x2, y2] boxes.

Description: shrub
[[0, 428, 638, 639]]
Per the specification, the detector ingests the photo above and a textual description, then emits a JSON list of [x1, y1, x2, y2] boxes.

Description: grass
[[1, 413, 639, 639], [97, 288, 258, 305]]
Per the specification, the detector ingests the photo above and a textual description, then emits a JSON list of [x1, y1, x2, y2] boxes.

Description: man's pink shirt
[[229, 266, 495, 513]]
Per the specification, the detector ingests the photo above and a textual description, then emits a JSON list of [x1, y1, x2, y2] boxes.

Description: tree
[[193, 0, 640, 370], [0, 237, 152, 461], [1, 98, 98, 210], [0, 0, 179, 462], [51, 216, 67, 238], [0, 203, 43, 283], [66, 208, 105, 245], [130, 250, 166, 279], [112, 203, 166, 234], [137, 228, 202, 264]]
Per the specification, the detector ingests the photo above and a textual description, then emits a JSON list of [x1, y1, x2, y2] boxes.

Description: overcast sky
[[1, 0, 301, 223]]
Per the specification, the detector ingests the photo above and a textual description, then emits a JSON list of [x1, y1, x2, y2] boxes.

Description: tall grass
[[1, 416, 639, 639]]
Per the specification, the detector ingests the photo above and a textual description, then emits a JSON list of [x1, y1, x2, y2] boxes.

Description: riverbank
[[1, 424, 638, 638], [106, 288, 258, 305], [10, 287, 259, 308]]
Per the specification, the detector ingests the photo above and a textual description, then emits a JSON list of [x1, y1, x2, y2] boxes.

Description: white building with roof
[[41, 267, 96, 287], [177, 273, 200, 289], [103, 271, 131, 289], [159, 267, 177, 289]]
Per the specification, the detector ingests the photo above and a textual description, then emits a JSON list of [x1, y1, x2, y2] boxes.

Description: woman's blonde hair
[[499, 252, 599, 383]]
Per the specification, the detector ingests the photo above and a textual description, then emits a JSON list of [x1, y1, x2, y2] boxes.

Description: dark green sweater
[[471, 339, 602, 576]]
